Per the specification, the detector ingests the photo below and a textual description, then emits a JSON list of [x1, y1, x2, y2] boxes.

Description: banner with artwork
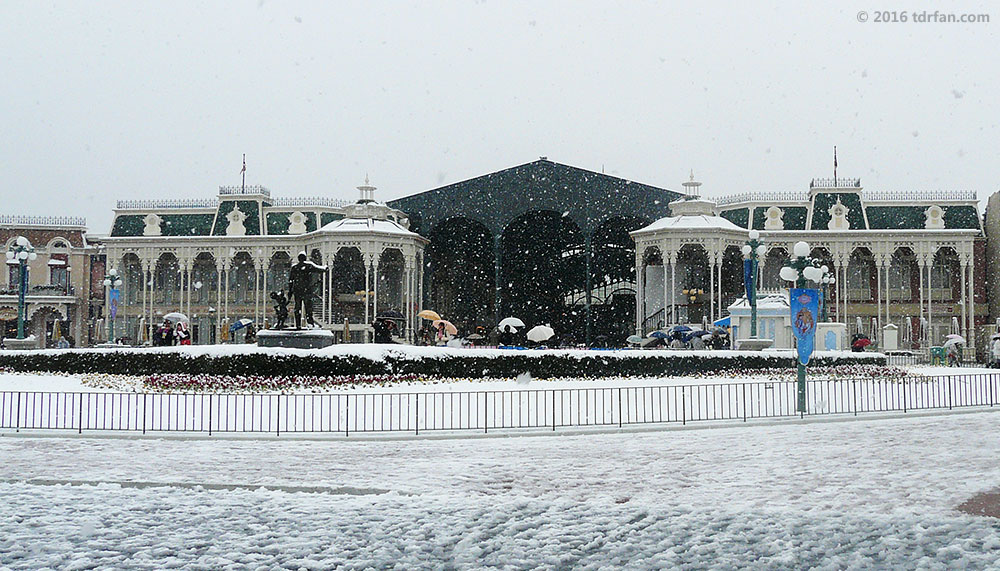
[[109, 288, 120, 320], [790, 288, 820, 365]]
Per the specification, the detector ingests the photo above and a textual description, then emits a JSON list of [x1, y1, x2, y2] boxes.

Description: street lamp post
[[779, 241, 826, 414], [103, 269, 123, 344], [741, 230, 766, 337], [5, 236, 37, 340]]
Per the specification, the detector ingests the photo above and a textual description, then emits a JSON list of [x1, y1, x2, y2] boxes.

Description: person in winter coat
[[175, 321, 191, 346], [373, 319, 391, 343], [946, 343, 962, 367], [498, 325, 515, 347], [991, 336, 1000, 368]]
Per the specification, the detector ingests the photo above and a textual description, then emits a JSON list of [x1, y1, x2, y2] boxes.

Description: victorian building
[[102, 180, 425, 344], [1, 215, 104, 347], [632, 174, 986, 352]]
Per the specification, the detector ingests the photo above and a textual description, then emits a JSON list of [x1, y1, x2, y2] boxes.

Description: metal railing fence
[[1, 374, 997, 436]]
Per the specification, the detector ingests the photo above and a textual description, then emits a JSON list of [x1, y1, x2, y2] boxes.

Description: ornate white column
[[635, 254, 644, 336], [363, 252, 372, 341], [372, 251, 380, 322], [968, 249, 976, 349], [668, 249, 677, 327], [916, 254, 926, 345], [708, 250, 716, 325], [960, 254, 970, 347]]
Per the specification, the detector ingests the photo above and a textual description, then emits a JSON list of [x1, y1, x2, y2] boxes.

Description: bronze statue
[[288, 252, 328, 329], [270, 290, 289, 330]]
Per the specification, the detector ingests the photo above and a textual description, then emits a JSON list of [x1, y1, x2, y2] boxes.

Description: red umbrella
[[852, 338, 872, 349]]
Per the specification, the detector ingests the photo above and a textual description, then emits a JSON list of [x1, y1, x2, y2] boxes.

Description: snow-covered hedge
[[0, 345, 885, 378]]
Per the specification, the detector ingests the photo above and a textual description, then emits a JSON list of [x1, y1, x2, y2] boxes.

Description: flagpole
[[833, 146, 837, 187], [242, 153, 246, 192]]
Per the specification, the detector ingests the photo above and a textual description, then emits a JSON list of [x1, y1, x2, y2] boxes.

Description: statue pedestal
[[4, 336, 38, 350], [257, 328, 335, 349], [736, 338, 774, 351]]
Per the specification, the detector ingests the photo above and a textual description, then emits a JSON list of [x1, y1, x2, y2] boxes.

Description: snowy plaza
[[4, 366, 1000, 568], [5, 1, 1000, 568]]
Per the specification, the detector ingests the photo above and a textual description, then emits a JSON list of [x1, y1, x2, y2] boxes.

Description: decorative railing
[[716, 191, 809, 205], [219, 185, 270, 196], [1, 373, 996, 435], [862, 190, 976, 202], [116, 199, 218, 210], [0, 215, 86, 227], [811, 177, 861, 188], [271, 197, 352, 208], [0, 284, 74, 296]]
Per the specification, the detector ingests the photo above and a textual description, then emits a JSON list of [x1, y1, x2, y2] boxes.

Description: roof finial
[[682, 170, 702, 197], [357, 175, 376, 204]]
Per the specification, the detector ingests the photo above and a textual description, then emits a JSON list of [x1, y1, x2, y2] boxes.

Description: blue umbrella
[[669, 325, 692, 333], [647, 330, 669, 339], [229, 318, 254, 333]]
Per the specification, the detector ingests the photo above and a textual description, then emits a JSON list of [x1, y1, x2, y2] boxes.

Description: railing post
[[142, 393, 147, 434], [742, 383, 747, 422], [414, 393, 419, 436], [484, 392, 488, 434], [902, 377, 907, 413], [618, 387, 622, 428], [15, 393, 20, 433], [682, 387, 686, 426], [345, 394, 349, 437], [949, 376, 953, 410], [852, 380, 857, 416], [208, 394, 212, 436], [276, 394, 281, 436], [552, 390, 556, 431], [79, 393, 84, 434]]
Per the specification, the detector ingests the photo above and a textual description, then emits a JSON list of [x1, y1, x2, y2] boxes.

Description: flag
[[833, 146, 837, 169]]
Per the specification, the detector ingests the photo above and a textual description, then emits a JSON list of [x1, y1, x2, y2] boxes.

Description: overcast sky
[[1, 1, 995, 233]]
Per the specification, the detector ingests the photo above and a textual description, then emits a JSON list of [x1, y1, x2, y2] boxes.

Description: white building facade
[[632, 176, 985, 352]]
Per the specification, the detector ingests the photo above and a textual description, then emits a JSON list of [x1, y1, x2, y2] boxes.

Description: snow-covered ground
[[3, 409, 1000, 568]]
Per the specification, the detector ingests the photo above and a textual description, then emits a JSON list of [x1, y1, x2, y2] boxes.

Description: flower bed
[[0, 345, 886, 380]]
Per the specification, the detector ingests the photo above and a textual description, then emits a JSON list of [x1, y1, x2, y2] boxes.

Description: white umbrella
[[526, 325, 555, 343], [163, 312, 189, 324], [498, 317, 525, 330]]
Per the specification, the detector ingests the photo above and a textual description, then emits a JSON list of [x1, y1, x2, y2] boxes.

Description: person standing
[[991, 336, 1000, 368]]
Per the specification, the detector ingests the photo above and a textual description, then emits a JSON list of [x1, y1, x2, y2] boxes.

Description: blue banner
[[743, 259, 755, 304], [790, 288, 819, 365], [109, 288, 120, 320]]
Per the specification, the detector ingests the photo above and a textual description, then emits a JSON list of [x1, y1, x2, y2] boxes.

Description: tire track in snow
[[1, 478, 402, 496]]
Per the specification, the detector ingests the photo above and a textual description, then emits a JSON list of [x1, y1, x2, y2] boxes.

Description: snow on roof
[[728, 291, 790, 311], [316, 217, 420, 237], [633, 214, 747, 234]]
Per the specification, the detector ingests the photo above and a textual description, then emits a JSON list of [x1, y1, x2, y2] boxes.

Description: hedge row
[[0, 349, 886, 379]]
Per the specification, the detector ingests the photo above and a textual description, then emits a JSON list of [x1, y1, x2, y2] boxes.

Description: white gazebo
[[631, 191, 750, 335]]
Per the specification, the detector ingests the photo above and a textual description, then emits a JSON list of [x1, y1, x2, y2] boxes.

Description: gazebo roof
[[316, 216, 422, 238], [633, 214, 747, 234]]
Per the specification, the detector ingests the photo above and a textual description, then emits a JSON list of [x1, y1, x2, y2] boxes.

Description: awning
[[47, 259, 66, 266], [713, 316, 731, 327]]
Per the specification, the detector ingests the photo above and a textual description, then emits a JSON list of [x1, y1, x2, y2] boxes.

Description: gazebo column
[[669, 251, 677, 327], [493, 235, 502, 322], [363, 253, 371, 342], [404, 255, 415, 342], [708, 252, 716, 325], [372, 255, 380, 323], [634, 257, 643, 336]]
